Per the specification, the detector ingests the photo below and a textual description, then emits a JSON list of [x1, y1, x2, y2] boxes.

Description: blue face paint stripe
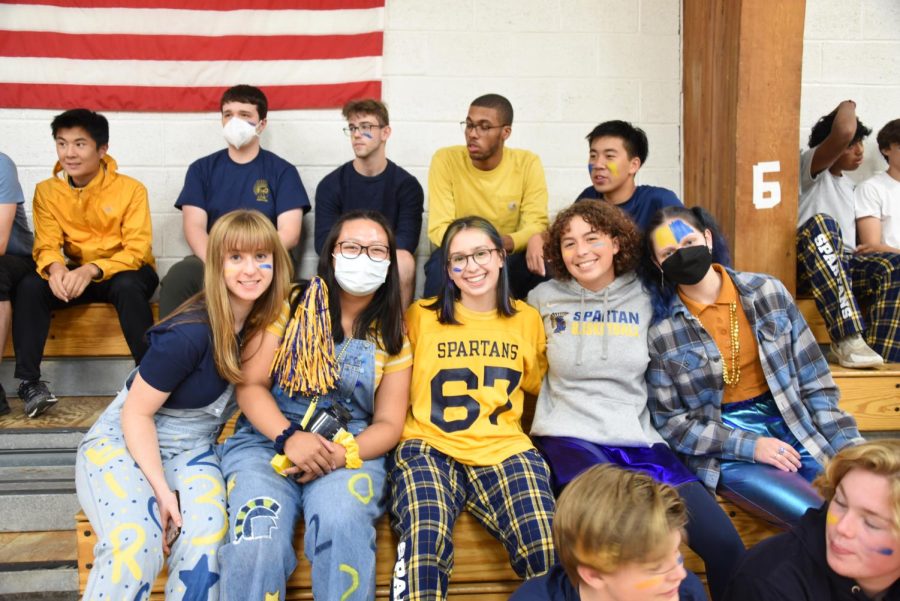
[[669, 219, 694, 243], [362, 132, 373, 139], [259, 263, 273, 270]]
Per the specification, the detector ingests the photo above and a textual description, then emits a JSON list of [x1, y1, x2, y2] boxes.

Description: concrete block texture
[[800, 0, 900, 183], [7, 0, 684, 277]]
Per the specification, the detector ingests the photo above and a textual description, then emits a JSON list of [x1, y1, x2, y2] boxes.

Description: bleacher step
[[0, 530, 78, 598], [0, 357, 132, 398]]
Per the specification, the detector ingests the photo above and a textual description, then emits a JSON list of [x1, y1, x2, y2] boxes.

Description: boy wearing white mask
[[159, 85, 310, 316]]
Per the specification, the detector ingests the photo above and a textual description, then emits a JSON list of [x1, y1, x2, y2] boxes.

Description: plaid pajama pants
[[387, 439, 556, 601], [797, 213, 900, 362]]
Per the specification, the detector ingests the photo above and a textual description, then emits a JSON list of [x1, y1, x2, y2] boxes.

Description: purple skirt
[[533, 435, 698, 493]]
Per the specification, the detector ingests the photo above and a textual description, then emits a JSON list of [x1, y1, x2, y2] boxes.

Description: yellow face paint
[[634, 575, 664, 590], [607, 161, 619, 177], [653, 225, 678, 250], [826, 510, 840, 526]]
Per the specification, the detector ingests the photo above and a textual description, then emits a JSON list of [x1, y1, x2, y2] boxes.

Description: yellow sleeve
[[32, 184, 67, 278], [265, 300, 292, 338], [92, 180, 153, 280], [521, 302, 548, 396], [509, 153, 549, 252], [381, 336, 413, 375], [426, 149, 456, 247]]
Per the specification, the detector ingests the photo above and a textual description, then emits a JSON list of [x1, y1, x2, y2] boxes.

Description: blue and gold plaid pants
[[797, 213, 900, 362], [387, 439, 556, 601]]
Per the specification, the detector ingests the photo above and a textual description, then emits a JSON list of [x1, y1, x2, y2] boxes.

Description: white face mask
[[333, 254, 390, 297], [223, 117, 258, 149]]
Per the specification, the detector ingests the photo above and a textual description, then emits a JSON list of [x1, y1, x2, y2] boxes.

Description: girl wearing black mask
[[641, 206, 864, 530]]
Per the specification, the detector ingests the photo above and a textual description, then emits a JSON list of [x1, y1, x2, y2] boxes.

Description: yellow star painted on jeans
[[265, 592, 280, 601]]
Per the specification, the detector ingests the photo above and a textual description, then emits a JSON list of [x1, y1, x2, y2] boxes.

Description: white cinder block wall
[[0, 0, 681, 286], [800, 0, 900, 183], [1, 0, 895, 288]]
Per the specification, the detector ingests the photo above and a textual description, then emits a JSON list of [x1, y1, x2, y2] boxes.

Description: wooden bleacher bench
[[72, 299, 900, 599], [2, 303, 159, 359]]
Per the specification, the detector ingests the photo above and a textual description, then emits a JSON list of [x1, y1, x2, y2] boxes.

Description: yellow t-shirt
[[426, 146, 549, 252], [401, 299, 547, 466]]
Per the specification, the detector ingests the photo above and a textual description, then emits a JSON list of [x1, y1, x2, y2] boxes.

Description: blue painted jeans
[[218, 418, 387, 601], [75, 382, 234, 601]]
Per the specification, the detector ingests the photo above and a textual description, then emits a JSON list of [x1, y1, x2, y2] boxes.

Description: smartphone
[[165, 490, 181, 548]]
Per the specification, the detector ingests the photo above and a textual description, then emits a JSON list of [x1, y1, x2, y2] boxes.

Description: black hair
[[220, 84, 269, 120], [51, 109, 109, 148], [471, 93, 514, 126], [808, 108, 871, 149], [426, 216, 517, 325], [876, 119, 900, 164], [303, 210, 404, 355], [639, 205, 732, 324], [586, 120, 649, 165]]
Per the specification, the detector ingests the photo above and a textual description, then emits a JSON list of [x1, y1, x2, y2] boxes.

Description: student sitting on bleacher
[[643, 206, 865, 529], [75, 210, 291, 601], [510, 464, 708, 601], [219, 211, 411, 601], [796, 100, 900, 368], [724, 439, 900, 601], [12, 109, 158, 417], [389, 216, 556, 600], [856, 119, 900, 254], [0, 152, 35, 416], [527, 201, 743, 601]]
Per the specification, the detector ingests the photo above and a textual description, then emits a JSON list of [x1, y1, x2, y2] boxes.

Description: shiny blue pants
[[718, 394, 823, 529]]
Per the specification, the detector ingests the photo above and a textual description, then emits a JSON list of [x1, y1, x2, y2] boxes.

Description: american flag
[[0, 0, 385, 111]]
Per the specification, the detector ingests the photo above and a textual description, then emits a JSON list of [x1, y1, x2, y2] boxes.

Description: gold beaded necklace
[[719, 301, 741, 387]]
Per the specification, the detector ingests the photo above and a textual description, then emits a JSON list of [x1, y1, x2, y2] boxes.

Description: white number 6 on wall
[[752, 160, 781, 209]]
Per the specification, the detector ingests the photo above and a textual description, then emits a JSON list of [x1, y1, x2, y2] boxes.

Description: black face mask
[[660, 245, 712, 285]]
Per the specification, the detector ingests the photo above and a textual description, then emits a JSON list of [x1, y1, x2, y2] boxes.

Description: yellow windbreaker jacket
[[32, 154, 155, 281]]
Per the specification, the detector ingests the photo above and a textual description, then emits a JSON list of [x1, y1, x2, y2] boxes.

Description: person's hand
[[855, 243, 895, 255], [525, 233, 547, 276], [753, 437, 802, 472], [283, 431, 337, 482], [154, 487, 182, 554], [47, 268, 69, 302], [61, 264, 96, 300]]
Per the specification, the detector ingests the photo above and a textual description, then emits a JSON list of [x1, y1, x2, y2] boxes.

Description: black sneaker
[[17, 380, 58, 418], [0, 383, 9, 416]]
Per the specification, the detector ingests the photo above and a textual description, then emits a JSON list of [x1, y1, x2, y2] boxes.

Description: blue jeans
[[218, 422, 388, 601], [75, 382, 233, 601]]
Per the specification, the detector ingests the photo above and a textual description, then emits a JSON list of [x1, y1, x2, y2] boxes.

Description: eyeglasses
[[334, 241, 390, 262], [343, 123, 383, 136], [460, 121, 507, 134], [447, 248, 501, 270]]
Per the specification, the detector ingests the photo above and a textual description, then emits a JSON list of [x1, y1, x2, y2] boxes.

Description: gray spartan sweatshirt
[[526, 272, 666, 447]]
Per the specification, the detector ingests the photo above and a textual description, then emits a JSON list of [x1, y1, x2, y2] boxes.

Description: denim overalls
[[75, 373, 235, 601], [219, 338, 385, 601]]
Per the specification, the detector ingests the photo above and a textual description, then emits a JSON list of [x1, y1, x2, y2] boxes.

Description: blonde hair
[[162, 210, 291, 383], [554, 464, 687, 587], [814, 439, 900, 535]]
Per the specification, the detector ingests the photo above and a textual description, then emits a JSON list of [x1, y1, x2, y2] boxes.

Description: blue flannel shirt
[[647, 268, 864, 490]]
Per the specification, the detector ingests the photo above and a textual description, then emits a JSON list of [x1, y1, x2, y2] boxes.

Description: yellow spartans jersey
[[401, 299, 547, 466]]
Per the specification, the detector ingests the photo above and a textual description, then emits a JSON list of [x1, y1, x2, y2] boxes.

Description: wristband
[[273, 422, 301, 455], [333, 430, 362, 469]]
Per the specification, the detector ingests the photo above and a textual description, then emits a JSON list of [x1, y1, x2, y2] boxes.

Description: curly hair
[[544, 200, 641, 281]]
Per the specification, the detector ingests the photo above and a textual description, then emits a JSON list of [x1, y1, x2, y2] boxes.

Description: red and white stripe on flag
[[0, 0, 385, 112]]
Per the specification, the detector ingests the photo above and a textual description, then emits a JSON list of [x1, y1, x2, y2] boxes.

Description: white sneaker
[[829, 334, 884, 369]]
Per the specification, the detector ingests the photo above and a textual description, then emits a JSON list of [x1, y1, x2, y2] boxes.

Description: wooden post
[[683, 0, 806, 292]]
